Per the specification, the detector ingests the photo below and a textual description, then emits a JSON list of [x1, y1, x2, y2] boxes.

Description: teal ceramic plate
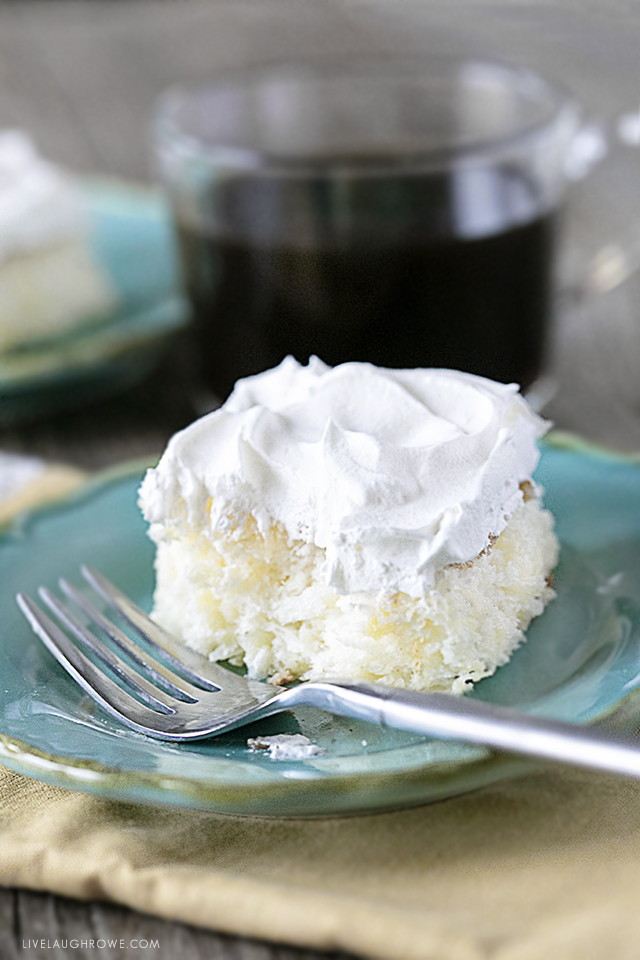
[[0, 182, 188, 425], [1, 435, 640, 818]]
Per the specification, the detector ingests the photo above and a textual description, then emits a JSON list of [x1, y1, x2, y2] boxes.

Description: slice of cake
[[0, 130, 114, 352], [139, 357, 559, 694]]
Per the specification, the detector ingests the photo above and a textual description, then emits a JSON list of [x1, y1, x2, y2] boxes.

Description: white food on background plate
[[0, 129, 114, 351]]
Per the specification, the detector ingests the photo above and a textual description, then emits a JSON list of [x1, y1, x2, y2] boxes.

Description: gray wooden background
[[2, 2, 640, 957]]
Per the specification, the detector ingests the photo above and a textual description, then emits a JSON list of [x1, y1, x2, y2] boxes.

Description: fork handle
[[280, 680, 640, 777]]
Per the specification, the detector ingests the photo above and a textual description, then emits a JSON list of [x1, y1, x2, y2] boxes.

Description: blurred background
[[1, 0, 640, 461]]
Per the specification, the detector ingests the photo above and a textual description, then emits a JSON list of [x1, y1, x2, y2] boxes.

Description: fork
[[14, 565, 640, 778]]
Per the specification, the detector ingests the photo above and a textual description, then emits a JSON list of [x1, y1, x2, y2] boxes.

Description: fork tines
[[15, 567, 221, 735]]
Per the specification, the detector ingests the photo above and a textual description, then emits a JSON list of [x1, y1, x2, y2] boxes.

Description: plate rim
[[1, 431, 639, 816]]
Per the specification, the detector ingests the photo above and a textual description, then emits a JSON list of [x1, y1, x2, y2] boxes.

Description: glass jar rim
[[154, 55, 581, 176]]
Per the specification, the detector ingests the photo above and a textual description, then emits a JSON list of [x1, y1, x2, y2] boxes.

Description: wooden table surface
[[2, 2, 640, 957]]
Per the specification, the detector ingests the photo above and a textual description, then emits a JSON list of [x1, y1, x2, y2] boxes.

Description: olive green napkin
[[2, 461, 640, 960]]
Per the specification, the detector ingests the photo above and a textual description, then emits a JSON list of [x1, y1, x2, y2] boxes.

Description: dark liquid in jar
[[176, 170, 557, 398]]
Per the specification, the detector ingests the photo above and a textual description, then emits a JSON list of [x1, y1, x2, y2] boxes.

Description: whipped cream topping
[[0, 130, 86, 263], [139, 357, 549, 597]]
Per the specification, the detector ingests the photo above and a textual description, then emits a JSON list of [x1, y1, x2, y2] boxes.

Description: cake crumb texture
[[150, 496, 558, 694]]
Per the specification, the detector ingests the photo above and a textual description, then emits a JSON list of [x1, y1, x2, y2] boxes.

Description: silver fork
[[14, 565, 640, 778]]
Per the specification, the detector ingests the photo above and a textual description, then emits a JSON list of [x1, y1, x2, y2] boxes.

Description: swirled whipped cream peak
[[139, 357, 549, 598]]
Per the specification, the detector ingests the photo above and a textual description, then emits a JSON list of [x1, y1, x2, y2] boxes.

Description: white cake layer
[[0, 130, 114, 352], [0, 239, 114, 351], [149, 496, 558, 694]]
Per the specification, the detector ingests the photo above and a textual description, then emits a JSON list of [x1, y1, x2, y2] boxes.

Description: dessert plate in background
[[1, 435, 640, 818], [0, 182, 189, 425]]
